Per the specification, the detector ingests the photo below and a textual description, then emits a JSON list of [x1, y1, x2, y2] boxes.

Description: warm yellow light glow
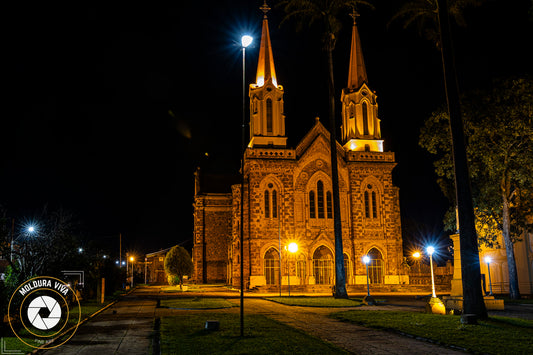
[[350, 141, 357, 150], [412, 251, 421, 258], [344, 139, 383, 152], [288, 242, 298, 253], [257, 76, 265, 87], [130, 256, 134, 262]]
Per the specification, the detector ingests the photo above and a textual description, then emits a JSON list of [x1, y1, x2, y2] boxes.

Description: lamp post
[[427, 246, 436, 298], [362, 255, 375, 305], [287, 243, 298, 297], [130, 256, 135, 288], [240, 34, 253, 338], [484, 256, 493, 296]]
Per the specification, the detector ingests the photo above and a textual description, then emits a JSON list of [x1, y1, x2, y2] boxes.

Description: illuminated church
[[192, 6, 408, 291]]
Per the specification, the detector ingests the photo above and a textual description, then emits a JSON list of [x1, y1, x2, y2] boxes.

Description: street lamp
[[427, 246, 436, 298], [130, 256, 135, 288], [286, 242, 298, 297], [484, 256, 493, 296], [412, 251, 421, 274], [240, 33, 253, 338], [425, 246, 445, 314], [362, 255, 375, 305]]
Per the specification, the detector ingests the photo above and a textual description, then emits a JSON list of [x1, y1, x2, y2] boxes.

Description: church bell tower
[[340, 12, 383, 152], [248, 1, 287, 148]]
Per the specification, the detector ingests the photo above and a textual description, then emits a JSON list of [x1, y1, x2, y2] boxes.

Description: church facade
[[192, 8, 408, 290]]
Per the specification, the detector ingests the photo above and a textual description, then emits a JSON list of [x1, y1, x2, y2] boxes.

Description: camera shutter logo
[[27, 295, 62, 330]]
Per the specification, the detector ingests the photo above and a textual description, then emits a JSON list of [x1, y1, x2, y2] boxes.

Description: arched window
[[362, 102, 369, 135], [313, 246, 333, 285], [367, 248, 384, 284], [326, 191, 333, 219], [266, 98, 273, 133], [317, 181, 325, 218], [364, 184, 379, 219], [272, 190, 278, 218], [343, 253, 350, 284], [264, 183, 278, 219], [309, 191, 316, 218], [264, 248, 280, 285], [264, 190, 270, 218]]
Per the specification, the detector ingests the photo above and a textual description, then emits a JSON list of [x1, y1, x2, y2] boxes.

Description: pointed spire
[[255, 1, 278, 87], [347, 10, 367, 90]]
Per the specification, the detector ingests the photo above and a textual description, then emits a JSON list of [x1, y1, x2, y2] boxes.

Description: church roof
[[295, 117, 346, 159], [347, 18, 368, 90], [254, 4, 277, 87]]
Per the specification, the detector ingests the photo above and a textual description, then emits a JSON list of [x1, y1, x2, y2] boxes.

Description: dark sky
[[3, 1, 532, 255]]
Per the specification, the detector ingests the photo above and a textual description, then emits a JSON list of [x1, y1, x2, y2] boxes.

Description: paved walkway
[[41, 289, 156, 354], [232, 298, 464, 354]]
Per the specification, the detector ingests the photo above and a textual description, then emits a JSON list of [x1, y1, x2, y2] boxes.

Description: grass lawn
[[265, 296, 364, 307], [160, 313, 347, 354], [332, 310, 533, 354], [160, 297, 235, 309]]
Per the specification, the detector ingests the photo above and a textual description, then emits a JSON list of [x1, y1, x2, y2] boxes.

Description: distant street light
[[362, 255, 375, 305], [286, 243, 298, 297], [484, 256, 493, 296], [427, 246, 436, 298], [130, 256, 135, 288]]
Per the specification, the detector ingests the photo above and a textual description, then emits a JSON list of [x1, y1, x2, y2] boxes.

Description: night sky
[[3, 1, 532, 255]]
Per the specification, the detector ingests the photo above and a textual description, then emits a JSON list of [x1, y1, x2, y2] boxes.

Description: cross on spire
[[350, 8, 360, 24], [260, 0, 271, 18]]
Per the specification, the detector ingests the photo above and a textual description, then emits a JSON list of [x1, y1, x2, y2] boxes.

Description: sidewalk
[[41, 289, 156, 354]]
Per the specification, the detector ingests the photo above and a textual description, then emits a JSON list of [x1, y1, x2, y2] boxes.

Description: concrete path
[[41, 290, 156, 354]]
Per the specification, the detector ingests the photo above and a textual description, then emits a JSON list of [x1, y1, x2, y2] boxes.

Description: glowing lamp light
[[78, 247, 83, 253], [427, 246, 435, 256], [130, 256, 134, 262], [121, 261, 126, 266], [241, 35, 253, 48], [412, 251, 421, 258], [363, 255, 370, 264], [484, 256, 492, 264], [28, 226, 35, 233], [288, 242, 298, 253]]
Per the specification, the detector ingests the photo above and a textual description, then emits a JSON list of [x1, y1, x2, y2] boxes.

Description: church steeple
[[340, 11, 383, 152], [249, 1, 287, 148]]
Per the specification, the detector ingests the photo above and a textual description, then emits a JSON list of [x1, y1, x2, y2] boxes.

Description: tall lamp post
[[286, 243, 298, 297], [130, 256, 134, 288], [240, 34, 253, 338], [484, 256, 493, 296], [362, 255, 375, 305], [412, 251, 421, 275], [427, 246, 436, 298]]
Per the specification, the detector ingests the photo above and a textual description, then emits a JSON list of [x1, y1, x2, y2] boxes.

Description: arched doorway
[[368, 248, 384, 284], [264, 248, 280, 285], [313, 246, 333, 285]]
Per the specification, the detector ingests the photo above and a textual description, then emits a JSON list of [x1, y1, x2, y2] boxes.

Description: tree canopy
[[420, 76, 533, 298], [164, 245, 193, 287]]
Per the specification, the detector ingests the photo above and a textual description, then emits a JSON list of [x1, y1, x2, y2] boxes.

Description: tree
[[420, 77, 533, 300], [164, 245, 193, 289], [390, 0, 487, 319], [280, 0, 372, 299]]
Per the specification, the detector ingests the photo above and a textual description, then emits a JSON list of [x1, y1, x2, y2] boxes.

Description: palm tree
[[280, 0, 372, 298], [391, 0, 489, 318]]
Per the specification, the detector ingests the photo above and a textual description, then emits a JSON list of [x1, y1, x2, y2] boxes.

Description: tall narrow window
[[362, 102, 369, 135], [364, 191, 370, 218], [272, 190, 278, 218], [317, 180, 324, 219], [266, 98, 273, 134], [371, 191, 378, 218], [326, 191, 333, 219], [264, 190, 270, 218], [309, 191, 316, 218]]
